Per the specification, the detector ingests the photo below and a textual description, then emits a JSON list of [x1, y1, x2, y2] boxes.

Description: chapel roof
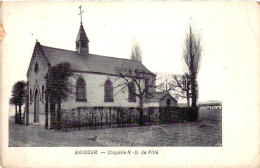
[[39, 44, 153, 76]]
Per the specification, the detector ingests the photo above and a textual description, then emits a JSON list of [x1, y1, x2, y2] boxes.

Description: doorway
[[34, 89, 40, 123], [167, 99, 171, 107]]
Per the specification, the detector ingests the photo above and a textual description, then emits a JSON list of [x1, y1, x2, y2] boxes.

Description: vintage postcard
[[1, 1, 259, 167]]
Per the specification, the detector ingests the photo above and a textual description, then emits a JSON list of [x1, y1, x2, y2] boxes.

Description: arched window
[[34, 63, 39, 73], [104, 79, 114, 102], [76, 77, 87, 102], [129, 82, 136, 102], [30, 89, 33, 103], [42, 85, 45, 100]]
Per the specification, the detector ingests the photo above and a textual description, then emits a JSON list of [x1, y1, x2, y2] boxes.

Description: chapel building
[[25, 21, 161, 126]]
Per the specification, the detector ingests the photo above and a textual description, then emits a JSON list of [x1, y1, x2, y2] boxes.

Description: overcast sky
[[2, 2, 259, 102]]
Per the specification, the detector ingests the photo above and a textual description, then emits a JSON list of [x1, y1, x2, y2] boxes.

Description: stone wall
[[28, 68, 147, 125], [27, 48, 49, 124], [27, 48, 149, 126], [61, 72, 144, 110]]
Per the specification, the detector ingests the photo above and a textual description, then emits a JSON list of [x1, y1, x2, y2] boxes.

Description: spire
[[76, 6, 89, 55], [76, 25, 89, 43]]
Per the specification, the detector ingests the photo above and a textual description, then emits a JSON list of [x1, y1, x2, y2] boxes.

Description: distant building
[[145, 92, 178, 107], [198, 102, 222, 110], [199, 106, 222, 110]]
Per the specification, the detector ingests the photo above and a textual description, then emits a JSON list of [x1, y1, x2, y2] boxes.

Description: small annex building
[[144, 91, 178, 107]]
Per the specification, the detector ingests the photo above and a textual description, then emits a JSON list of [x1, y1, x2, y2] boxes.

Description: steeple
[[76, 6, 89, 55]]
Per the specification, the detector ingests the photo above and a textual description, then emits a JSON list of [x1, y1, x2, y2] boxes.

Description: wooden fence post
[[109, 107, 112, 127], [92, 111, 94, 127], [148, 108, 151, 125], [78, 108, 81, 129]]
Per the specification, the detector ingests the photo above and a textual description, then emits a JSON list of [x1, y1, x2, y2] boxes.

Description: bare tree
[[172, 74, 191, 107], [131, 43, 142, 62], [157, 73, 191, 107], [156, 73, 175, 93], [114, 67, 156, 125], [183, 23, 202, 107]]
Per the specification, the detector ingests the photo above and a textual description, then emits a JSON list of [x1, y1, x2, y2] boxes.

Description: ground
[[9, 109, 222, 147]]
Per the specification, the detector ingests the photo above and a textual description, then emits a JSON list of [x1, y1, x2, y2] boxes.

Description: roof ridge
[[41, 45, 76, 53], [40, 44, 152, 74], [41, 44, 142, 63], [90, 54, 141, 63]]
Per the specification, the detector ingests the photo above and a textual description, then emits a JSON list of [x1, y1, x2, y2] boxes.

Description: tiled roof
[[40, 44, 152, 75]]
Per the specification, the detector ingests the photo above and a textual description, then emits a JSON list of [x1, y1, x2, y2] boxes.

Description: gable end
[[26, 42, 50, 78]]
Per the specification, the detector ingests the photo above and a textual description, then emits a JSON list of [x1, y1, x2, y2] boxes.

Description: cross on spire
[[78, 5, 84, 25]]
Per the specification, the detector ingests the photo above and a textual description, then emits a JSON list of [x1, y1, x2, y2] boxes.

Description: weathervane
[[78, 5, 84, 25]]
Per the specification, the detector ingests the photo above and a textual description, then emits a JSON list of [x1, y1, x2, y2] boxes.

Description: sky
[[2, 2, 260, 103]]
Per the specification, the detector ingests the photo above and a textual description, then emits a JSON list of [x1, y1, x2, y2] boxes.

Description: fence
[[159, 107, 189, 123], [59, 106, 196, 130]]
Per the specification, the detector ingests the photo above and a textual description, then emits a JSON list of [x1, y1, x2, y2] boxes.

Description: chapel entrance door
[[167, 99, 171, 107], [34, 89, 40, 123]]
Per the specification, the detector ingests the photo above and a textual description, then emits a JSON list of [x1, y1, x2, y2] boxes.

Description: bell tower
[[76, 6, 89, 55]]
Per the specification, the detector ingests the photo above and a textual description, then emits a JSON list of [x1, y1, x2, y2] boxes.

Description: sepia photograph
[[1, 1, 259, 167], [7, 3, 222, 147]]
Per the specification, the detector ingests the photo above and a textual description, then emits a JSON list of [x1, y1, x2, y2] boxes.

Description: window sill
[[104, 100, 114, 103], [76, 99, 87, 102]]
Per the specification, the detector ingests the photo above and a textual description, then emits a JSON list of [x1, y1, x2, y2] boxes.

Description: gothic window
[[30, 89, 33, 103], [128, 82, 136, 102], [76, 77, 87, 102], [145, 78, 149, 99], [42, 85, 44, 100], [104, 79, 114, 102], [34, 63, 39, 73]]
